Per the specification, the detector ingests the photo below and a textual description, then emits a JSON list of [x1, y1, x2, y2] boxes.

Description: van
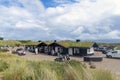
[[106, 50, 120, 58]]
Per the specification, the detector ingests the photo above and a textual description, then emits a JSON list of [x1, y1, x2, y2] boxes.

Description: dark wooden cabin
[[24, 41, 39, 52], [36, 41, 53, 54], [25, 45, 36, 52], [48, 41, 97, 56]]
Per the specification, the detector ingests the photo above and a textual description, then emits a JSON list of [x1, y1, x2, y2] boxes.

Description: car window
[[112, 51, 117, 53]]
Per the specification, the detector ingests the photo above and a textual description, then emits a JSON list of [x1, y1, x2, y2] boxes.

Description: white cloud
[[0, 0, 120, 40], [71, 26, 85, 35], [105, 30, 120, 39], [19, 0, 45, 14], [0, 2, 48, 39], [43, 0, 120, 40]]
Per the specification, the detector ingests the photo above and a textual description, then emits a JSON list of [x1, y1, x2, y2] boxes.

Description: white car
[[106, 50, 120, 58]]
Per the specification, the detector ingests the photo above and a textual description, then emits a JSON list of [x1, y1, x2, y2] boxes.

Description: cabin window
[[74, 48, 79, 54], [59, 47, 63, 53], [76, 48, 79, 54], [45, 47, 48, 53], [87, 49, 90, 54]]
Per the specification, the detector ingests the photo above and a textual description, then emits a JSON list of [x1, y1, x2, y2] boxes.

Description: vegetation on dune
[[92, 69, 114, 80], [0, 53, 118, 80], [0, 40, 39, 47], [18, 40, 40, 46], [98, 43, 120, 50], [0, 40, 21, 47], [116, 45, 120, 50]]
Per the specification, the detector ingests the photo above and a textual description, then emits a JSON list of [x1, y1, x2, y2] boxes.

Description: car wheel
[[106, 55, 109, 58], [109, 55, 112, 58]]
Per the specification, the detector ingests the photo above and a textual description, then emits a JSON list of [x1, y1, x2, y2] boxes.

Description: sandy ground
[[21, 51, 84, 61], [21, 51, 120, 75]]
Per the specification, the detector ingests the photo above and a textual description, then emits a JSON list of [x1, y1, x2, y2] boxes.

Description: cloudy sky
[[0, 0, 120, 40]]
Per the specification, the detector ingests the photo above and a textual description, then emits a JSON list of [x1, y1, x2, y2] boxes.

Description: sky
[[0, 0, 120, 40]]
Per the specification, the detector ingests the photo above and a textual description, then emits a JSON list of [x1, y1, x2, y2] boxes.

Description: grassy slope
[[0, 40, 21, 47], [0, 40, 40, 47], [0, 53, 119, 80], [18, 40, 40, 46], [98, 43, 120, 50]]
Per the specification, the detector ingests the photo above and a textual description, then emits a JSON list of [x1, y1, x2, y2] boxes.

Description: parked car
[[101, 50, 108, 54], [16, 48, 23, 51], [106, 50, 120, 58], [15, 48, 26, 56], [17, 51, 26, 56], [97, 47, 108, 54]]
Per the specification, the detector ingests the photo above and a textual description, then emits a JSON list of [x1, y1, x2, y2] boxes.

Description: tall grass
[[91, 69, 114, 80], [0, 53, 118, 80]]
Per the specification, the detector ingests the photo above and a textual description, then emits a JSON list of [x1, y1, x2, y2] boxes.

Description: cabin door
[[69, 48, 73, 55], [55, 47, 58, 53]]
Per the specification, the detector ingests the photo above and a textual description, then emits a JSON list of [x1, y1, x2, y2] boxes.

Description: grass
[[18, 40, 39, 46], [91, 69, 114, 80], [0, 49, 9, 53], [0, 40, 21, 47], [116, 45, 120, 50], [0, 40, 39, 47], [0, 52, 119, 80]]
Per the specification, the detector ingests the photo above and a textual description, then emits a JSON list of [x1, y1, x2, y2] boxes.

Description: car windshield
[[16, 48, 23, 51], [112, 51, 117, 53]]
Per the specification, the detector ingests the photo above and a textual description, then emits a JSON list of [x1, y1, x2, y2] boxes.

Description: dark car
[[101, 50, 107, 54]]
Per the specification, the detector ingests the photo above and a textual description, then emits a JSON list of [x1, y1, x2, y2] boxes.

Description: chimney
[[38, 40, 41, 42], [76, 39, 80, 42], [54, 40, 57, 43], [0, 37, 3, 40]]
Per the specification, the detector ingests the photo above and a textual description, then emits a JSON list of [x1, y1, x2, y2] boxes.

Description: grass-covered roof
[[44, 41, 53, 45], [55, 41, 94, 48], [37, 41, 54, 46]]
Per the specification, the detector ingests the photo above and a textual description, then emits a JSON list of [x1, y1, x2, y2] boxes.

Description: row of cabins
[[26, 40, 99, 56]]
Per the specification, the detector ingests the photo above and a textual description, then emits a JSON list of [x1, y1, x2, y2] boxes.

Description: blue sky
[[41, 0, 78, 8], [0, 0, 120, 40]]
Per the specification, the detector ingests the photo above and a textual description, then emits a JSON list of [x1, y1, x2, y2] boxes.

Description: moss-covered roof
[[0, 40, 22, 46], [56, 41, 94, 48], [44, 41, 53, 45]]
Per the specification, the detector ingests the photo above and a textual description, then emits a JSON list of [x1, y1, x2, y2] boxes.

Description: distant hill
[[82, 39, 120, 43]]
